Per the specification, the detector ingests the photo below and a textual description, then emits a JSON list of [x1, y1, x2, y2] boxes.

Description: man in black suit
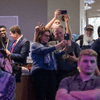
[[6, 25, 30, 64]]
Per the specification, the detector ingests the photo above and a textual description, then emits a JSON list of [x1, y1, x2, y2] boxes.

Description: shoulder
[[31, 42, 43, 48], [59, 76, 74, 86], [91, 39, 100, 48], [58, 75, 76, 90], [21, 36, 29, 43], [94, 38, 100, 43], [71, 40, 80, 47]]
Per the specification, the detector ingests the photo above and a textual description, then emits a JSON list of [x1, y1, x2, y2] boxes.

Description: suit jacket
[[8, 36, 30, 64]]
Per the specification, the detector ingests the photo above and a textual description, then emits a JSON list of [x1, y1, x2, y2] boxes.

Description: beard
[[84, 33, 93, 42]]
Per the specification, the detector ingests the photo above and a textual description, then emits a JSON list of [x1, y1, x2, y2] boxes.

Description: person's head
[[52, 25, 64, 42], [10, 25, 22, 41], [51, 19, 61, 28], [97, 26, 100, 37], [78, 49, 97, 75], [35, 27, 50, 43], [84, 24, 93, 37], [84, 24, 94, 42], [0, 25, 7, 38]]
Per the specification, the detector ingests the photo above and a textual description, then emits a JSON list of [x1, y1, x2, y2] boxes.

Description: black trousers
[[32, 69, 56, 100]]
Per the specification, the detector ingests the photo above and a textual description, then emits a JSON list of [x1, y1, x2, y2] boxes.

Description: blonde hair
[[78, 49, 98, 61], [52, 25, 63, 33]]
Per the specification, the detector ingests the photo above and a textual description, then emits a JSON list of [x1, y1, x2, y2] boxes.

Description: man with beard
[[0, 26, 11, 49], [56, 49, 100, 100], [76, 24, 94, 50]]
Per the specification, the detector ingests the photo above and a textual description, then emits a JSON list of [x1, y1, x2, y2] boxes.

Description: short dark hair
[[98, 26, 100, 37], [0, 25, 7, 30], [10, 25, 21, 35]]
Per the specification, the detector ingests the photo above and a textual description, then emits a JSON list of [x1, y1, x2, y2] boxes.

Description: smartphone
[[68, 52, 73, 56], [60, 10, 67, 14], [64, 34, 69, 40]]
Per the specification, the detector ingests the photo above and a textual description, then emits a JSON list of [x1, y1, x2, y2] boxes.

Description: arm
[[32, 40, 67, 55], [70, 89, 100, 100], [34, 22, 43, 41], [64, 14, 72, 40], [45, 9, 61, 30], [56, 89, 79, 100]]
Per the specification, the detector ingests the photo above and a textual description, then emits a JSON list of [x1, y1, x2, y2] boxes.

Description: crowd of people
[[0, 9, 100, 100]]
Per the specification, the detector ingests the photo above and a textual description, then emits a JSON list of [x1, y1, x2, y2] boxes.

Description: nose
[[87, 61, 91, 67]]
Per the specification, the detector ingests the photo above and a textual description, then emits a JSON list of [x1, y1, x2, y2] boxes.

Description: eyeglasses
[[43, 34, 50, 38]]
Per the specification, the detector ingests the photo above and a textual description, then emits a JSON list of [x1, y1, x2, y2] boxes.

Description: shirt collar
[[16, 35, 23, 44], [74, 74, 97, 81]]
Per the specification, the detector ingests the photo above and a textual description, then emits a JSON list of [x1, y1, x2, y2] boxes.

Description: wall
[[80, 0, 86, 35], [0, 0, 47, 41], [0, 0, 81, 41], [47, 0, 80, 35]]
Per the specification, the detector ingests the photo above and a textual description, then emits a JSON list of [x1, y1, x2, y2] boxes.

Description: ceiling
[[86, 0, 100, 18]]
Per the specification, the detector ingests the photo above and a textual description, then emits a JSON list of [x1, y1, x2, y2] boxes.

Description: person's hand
[[55, 40, 67, 49], [64, 14, 70, 23], [67, 40, 71, 46], [67, 52, 78, 62], [34, 22, 43, 41], [62, 40, 71, 52], [60, 40, 68, 47], [5, 49, 11, 56], [54, 9, 61, 19], [35, 22, 43, 34]]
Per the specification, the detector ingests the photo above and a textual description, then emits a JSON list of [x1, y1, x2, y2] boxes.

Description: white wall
[[80, 0, 86, 35], [47, 0, 80, 34]]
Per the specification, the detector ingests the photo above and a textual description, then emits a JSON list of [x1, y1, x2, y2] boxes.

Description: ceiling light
[[85, 0, 95, 4], [85, 3, 92, 10]]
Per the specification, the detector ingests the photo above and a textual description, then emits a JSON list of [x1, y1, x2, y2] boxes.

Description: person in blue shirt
[[30, 26, 70, 100]]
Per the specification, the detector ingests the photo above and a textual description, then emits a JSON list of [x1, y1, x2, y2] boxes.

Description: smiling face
[[78, 55, 97, 75], [40, 31, 50, 44], [53, 27, 64, 42], [0, 27, 7, 38]]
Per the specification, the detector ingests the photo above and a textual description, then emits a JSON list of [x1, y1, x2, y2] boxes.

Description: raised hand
[[54, 9, 61, 19], [35, 22, 43, 33], [64, 14, 70, 23], [34, 22, 43, 41]]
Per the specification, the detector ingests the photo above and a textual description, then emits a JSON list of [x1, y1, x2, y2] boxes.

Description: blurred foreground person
[[0, 49, 16, 100]]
